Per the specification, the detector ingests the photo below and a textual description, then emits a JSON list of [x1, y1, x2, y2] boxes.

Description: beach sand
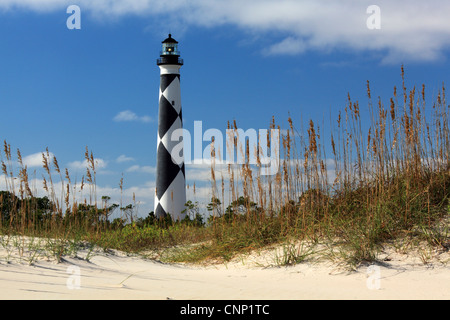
[[0, 240, 449, 300]]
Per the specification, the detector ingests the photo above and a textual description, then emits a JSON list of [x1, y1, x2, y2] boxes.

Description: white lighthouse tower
[[154, 34, 186, 221]]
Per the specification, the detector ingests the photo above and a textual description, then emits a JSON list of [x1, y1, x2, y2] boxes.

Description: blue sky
[[1, 0, 450, 218]]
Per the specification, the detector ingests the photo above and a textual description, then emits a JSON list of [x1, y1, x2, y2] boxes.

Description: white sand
[[0, 240, 449, 300]]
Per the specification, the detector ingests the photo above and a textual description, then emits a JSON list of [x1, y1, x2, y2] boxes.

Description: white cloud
[[263, 37, 307, 56], [116, 154, 135, 163], [126, 165, 156, 174], [16, 1, 450, 62], [21, 152, 55, 168], [185, 166, 213, 182], [1, 1, 449, 62], [113, 110, 152, 123], [68, 158, 108, 171], [0, 173, 156, 217]]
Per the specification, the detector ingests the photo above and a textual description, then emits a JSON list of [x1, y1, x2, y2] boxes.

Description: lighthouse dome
[[162, 34, 178, 44], [157, 34, 183, 66], [161, 34, 180, 56]]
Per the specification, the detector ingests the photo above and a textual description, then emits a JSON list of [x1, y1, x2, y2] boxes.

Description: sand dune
[[0, 241, 449, 300]]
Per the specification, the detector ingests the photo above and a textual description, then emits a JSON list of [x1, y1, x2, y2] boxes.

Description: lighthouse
[[154, 34, 186, 221]]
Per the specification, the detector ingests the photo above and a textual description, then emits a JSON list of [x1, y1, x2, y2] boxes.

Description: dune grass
[[0, 66, 449, 268]]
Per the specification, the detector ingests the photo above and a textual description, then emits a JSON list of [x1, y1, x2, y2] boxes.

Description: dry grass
[[177, 66, 449, 267], [1, 66, 449, 268]]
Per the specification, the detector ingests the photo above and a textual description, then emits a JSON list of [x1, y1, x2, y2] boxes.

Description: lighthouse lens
[[162, 43, 179, 55]]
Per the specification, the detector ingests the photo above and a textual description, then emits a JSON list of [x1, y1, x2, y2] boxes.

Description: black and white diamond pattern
[[154, 73, 186, 220]]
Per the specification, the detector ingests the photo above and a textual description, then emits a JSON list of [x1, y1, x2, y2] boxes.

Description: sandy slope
[[0, 242, 448, 300]]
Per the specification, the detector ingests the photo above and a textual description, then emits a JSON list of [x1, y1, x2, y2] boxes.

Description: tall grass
[[1, 67, 449, 268], [189, 66, 449, 267], [0, 142, 208, 263]]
